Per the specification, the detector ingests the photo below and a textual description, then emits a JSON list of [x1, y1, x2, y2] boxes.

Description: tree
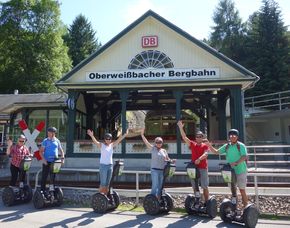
[[244, 0, 290, 96], [64, 14, 101, 67], [209, 0, 247, 62], [0, 0, 71, 94]]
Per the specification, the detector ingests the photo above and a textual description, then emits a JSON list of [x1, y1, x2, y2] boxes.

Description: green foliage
[[209, 0, 247, 62], [64, 14, 101, 67], [244, 0, 290, 96], [0, 0, 71, 93]]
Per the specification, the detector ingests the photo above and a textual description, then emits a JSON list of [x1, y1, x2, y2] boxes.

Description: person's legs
[[199, 168, 209, 201], [103, 164, 113, 195], [237, 172, 248, 207], [9, 164, 19, 186], [239, 189, 248, 207], [41, 163, 50, 191], [157, 170, 164, 199], [99, 164, 112, 194], [151, 169, 159, 197]]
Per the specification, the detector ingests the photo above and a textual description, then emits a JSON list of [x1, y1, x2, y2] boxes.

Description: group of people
[[86, 120, 248, 208], [6, 127, 64, 197], [6, 120, 248, 208]]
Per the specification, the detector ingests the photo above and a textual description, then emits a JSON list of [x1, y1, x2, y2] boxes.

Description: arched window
[[128, 50, 174, 69]]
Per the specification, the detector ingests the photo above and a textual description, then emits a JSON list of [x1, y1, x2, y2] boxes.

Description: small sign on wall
[[142, 36, 158, 48]]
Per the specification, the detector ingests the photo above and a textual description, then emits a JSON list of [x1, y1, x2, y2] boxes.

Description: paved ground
[[1, 202, 290, 228]]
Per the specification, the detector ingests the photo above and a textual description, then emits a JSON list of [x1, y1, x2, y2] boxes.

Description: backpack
[[225, 141, 248, 165]]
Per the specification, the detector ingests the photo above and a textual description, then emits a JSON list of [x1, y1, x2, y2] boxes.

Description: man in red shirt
[[177, 121, 209, 201]]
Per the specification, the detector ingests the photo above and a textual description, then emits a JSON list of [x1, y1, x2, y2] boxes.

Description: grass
[[116, 204, 187, 214], [117, 204, 144, 212]]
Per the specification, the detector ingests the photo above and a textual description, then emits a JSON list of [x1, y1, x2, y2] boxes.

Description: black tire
[[184, 194, 195, 215], [91, 193, 108, 213], [143, 194, 160, 215], [54, 188, 64, 207], [162, 193, 174, 213], [33, 189, 45, 209], [112, 191, 120, 209], [243, 204, 259, 228], [23, 185, 33, 203], [206, 196, 217, 218], [2, 187, 15, 206], [220, 199, 234, 223]]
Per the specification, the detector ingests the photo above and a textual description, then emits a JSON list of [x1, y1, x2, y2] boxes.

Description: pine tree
[[209, 0, 246, 62], [244, 0, 290, 96], [64, 14, 101, 67]]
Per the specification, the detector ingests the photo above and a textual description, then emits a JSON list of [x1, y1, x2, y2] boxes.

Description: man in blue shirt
[[39, 127, 65, 193]]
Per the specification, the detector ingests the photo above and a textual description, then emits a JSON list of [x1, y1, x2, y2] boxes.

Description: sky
[[59, 0, 290, 44]]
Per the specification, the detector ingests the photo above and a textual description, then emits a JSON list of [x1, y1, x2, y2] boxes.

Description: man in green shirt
[[205, 129, 248, 208]]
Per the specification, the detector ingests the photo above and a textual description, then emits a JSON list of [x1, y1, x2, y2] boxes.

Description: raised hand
[[177, 120, 184, 128], [87, 129, 93, 137], [7, 139, 13, 147]]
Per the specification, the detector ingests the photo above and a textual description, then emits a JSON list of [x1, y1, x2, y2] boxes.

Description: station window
[[128, 50, 174, 69]]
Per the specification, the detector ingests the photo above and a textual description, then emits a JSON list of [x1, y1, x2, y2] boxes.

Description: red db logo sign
[[142, 36, 158, 48]]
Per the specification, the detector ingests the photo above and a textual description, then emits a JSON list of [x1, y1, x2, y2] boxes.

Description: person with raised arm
[[140, 128, 175, 200], [87, 129, 128, 195], [177, 120, 210, 202]]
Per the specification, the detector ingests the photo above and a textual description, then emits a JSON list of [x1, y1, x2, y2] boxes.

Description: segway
[[2, 156, 33, 206], [33, 159, 63, 209], [143, 160, 176, 215], [219, 163, 259, 228], [184, 162, 217, 218], [91, 160, 124, 213]]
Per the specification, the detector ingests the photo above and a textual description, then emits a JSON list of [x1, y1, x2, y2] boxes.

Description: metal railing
[[244, 90, 290, 111]]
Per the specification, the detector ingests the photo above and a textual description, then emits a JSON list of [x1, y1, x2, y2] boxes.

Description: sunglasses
[[19, 140, 25, 143], [155, 141, 163, 144], [196, 136, 203, 138], [105, 138, 112, 140]]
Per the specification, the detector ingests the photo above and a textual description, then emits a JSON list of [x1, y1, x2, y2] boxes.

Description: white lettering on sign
[[86, 68, 220, 82], [142, 36, 158, 48]]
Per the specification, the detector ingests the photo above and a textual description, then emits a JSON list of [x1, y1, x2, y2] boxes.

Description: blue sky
[[59, 0, 290, 44]]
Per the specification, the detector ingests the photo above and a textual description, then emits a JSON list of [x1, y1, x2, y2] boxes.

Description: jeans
[[151, 169, 164, 197], [10, 164, 26, 186], [41, 162, 55, 191], [99, 163, 113, 188]]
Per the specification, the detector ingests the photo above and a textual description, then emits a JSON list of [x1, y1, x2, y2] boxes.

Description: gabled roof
[[0, 93, 67, 114], [56, 9, 259, 87]]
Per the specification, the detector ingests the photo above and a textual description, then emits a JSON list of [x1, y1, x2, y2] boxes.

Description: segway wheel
[[220, 199, 235, 223], [2, 187, 15, 206], [112, 191, 120, 209], [206, 196, 217, 218], [23, 185, 33, 203], [184, 194, 195, 215], [243, 204, 259, 228], [162, 193, 174, 213], [143, 194, 160, 215], [54, 187, 64, 206], [91, 193, 109, 213], [33, 189, 45, 209]]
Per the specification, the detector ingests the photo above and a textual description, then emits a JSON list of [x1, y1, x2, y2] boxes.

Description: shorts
[[235, 172, 247, 189], [191, 168, 209, 189], [99, 163, 113, 188]]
